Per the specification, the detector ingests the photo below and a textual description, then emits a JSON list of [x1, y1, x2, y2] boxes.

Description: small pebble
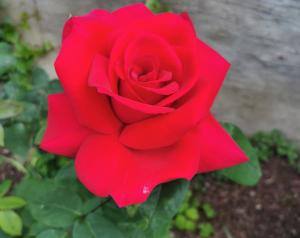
[[255, 204, 262, 210]]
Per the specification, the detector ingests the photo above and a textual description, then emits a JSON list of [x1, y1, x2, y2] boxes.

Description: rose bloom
[[40, 3, 248, 207]]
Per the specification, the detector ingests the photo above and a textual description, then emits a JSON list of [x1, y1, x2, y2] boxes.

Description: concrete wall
[[5, 0, 300, 144]]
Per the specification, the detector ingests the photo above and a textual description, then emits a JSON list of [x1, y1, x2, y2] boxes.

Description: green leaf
[[4, 122, 31, 160], [220, 123, 262, 186], [34, 123, 46, 145], [6, 159, 27, 174], [81, 197, 104, 215], [15, 179, 83, 228], [16, 102, 39, 123], [0, 180, 11, 197], [0, 196, 26, 210], [37, 229, 67, 238], [199, 222, 214, 238], [185, 208, 199, 221], [80, 181, 189, 238], [0, 100, 23, 120], [18, 208, 36, 230], [0, 230, 10, 238], [32, 67, 50, 90], [29, 187, 83, 228], [54, 163, 76, 181], [174, 214, 187, 230], [73, 210, 125, 238], [140, 180, 190, 238], [3, 80, 24, 100], [202, 203, 216, 219], [0, 53, 16, 76], [0, 124, 4, 146], [145, 0, 169, 13], [0, 43, 13, 54], [46, 80, 63, 94], [101, 201, 140, 232], [0, 210, 22, 237]]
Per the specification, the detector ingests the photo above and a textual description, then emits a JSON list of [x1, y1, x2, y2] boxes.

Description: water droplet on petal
[[142, 186, 150, 194]]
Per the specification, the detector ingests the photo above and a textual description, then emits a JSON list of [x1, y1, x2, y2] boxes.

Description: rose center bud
[[128, 55, 158, 82], [119, 55, 179, 105]]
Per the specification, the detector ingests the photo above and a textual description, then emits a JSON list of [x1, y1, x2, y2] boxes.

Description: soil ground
[[0, 163, 23, 185], [175, 159, 300, 238]]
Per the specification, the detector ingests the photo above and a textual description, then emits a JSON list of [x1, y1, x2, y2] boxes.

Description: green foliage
[[0, 124, 4, 146], [0, 8, 67, 236], [0, 180, 11, 197], [173, 191, 200, 232], [36, 229, 67, 238], [219, 123, 262, 186], [0, 100, 23, 120], [173, 190, 217, 237], [27, 149, 70, 178], [145, 0, 170, 13], [199, 222, 214, 238], [0, 196, 26, 210], [0, 180, 26, 236], [0, 210, 22, 236], [250, 129, 299, 165], [185, 208, 199, 221], [13, 162, 190, 238], [0, 7, 60, 174], [202, 203, 216, 219]]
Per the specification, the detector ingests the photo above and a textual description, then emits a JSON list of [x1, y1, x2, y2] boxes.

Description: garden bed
[[174, 158, 300, 238]]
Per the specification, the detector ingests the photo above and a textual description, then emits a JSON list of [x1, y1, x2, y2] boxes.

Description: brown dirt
[[175, 159, 300, 238], [0, 163, 23, 184], [0, 147, 24, 185]]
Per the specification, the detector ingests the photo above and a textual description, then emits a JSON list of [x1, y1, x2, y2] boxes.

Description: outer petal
[[55, 12, 121, 134], [75, 127, 201, 207], [120, 41, 230, 150], [40, 93, 92, 157], [197, 114, 249, 172], [112, 3, 153, 24], [132, 12, 196, 47], [75, 113, 248, 207], [179, 12, 196, 35]]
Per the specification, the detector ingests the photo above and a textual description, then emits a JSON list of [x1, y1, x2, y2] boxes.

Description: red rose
[[40, 3, 248, 207]]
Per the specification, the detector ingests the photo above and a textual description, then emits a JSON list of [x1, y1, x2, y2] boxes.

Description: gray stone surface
[[4, 0, 300, 144]]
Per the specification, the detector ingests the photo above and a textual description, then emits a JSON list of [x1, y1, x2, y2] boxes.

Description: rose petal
[[75, 113, 248, 207], [133, 81, 179, 96], [156, 45, 200, 106], [190, 39, 231, 113], [179, 12, 197, 35], [62, 9, 112, 42], [55, 15, 122, 133], [120, 42, 230, 150], [40, 93, 92, 157], [108, 30, 183, 95], [89, 54, 174, 123], [132, 12, 196, 47], [112, 3, 153, 24], [197, 114, 249, 172], [75, 124, 201, 207], [120, 80, 146, 102], [127, 80, 178, 105], [124, 31, 183, 82], [137, 70, 173, 88]]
